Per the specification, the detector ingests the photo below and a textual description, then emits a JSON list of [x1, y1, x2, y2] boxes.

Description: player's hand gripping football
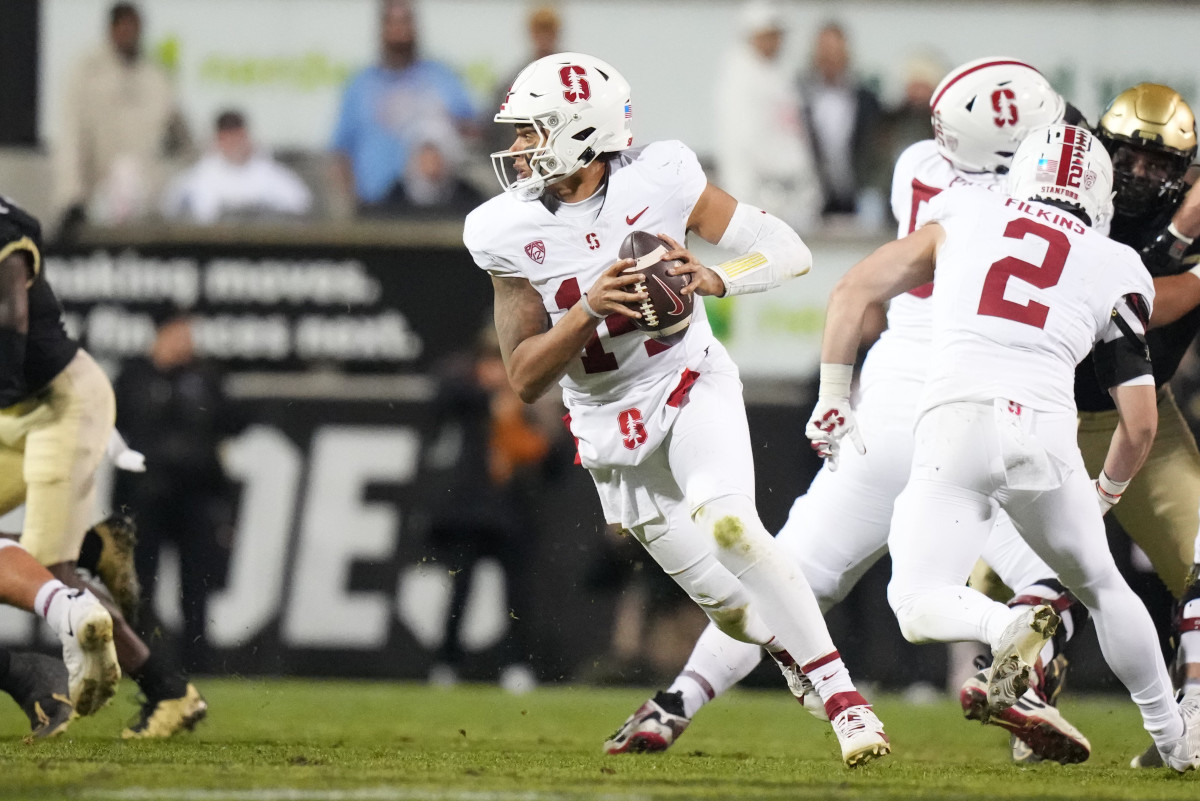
[[659, 234, 727, 297], [583, 259, 647, 319]]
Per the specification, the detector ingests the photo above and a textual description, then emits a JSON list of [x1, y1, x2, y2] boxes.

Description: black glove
[[1141, 224, 1194, 276]]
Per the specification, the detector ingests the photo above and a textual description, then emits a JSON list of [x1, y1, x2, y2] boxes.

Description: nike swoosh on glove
[[805, 397, 865, 472]]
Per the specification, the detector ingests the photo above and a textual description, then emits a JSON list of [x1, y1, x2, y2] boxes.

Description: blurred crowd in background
[[49, 0, 942, 240]]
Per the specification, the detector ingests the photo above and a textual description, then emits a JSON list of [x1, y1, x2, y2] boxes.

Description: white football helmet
[[491, 52, 634, 201], [1008, 123, 1115, 229], [931, 57, 1066, 174]]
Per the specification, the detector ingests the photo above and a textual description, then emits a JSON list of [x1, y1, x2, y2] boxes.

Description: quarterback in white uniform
[[464, 52, 888, 766], [609, 59, 1088, 764], [810, 122, 1200, 772]]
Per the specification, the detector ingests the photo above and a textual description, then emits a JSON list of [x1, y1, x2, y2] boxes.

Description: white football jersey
[[466, 141, 725, 468], [917, 185, 1153, 413], [864, 140, 1006, 389]]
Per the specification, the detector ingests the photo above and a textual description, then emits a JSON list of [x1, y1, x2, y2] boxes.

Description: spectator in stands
[[879, 53, 946, 174], [368, 136, 484, 219], [799, 22, 884, 219], [485, 6, 564, 158], [713, 1, 822, 234], [332, 0, 477, 212], [112, 314, 241, 674], [53, 2, 192, 235], [161, 110, 312, 224]]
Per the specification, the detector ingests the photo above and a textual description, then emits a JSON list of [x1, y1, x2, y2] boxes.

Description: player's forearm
[[1173, 179, 1200, 240], [1104, 385, 1158, 483], [820, 281, 873, 367], [1149, 272, 1200, 328], [507, 306, 601, 403]]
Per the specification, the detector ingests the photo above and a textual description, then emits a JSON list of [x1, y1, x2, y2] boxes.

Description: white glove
[[1095, 470, 1130, 516], [106, 430, 146, 473], [805, 364, 865, 472]]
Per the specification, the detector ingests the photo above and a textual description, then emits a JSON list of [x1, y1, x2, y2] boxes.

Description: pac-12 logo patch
[[525, 240, 546, 264], [618, 408, 647, 450]]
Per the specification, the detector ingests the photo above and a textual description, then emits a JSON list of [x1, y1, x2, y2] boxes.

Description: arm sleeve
[[1092, 293, 1154, 390]]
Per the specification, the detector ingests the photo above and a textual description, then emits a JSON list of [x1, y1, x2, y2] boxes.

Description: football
[[617, 230, 694, 343]]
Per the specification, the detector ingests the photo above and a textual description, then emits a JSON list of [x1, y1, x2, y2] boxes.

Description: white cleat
[[831, 704, 890, 767], [987, 604, 1059, 715], [58, 590, 121, 716], [1161, 690, 1200, 773], [777, 661, 829, 721]]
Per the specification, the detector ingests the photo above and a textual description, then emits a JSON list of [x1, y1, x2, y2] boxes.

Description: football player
[[0, 198, 205, 738], [465, 52, 889, 766], [1072, 83, 1200, 768], [607, 58, 1091, 764], [810, 122, 1200, 772]]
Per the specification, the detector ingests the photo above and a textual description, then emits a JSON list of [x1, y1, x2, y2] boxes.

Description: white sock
[[667, 672, 713, 719], [801, 652, 856, 701], [34, 580, 72, 634], [668, 622, 764, 718]]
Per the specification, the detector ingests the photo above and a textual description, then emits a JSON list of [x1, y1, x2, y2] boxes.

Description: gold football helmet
[[1097, 83, 1197, 218]]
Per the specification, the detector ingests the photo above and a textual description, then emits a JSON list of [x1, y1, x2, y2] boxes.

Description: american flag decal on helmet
[[624, 103, 632, 119]]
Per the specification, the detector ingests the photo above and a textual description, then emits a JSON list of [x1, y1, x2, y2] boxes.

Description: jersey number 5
[[977, 217, 1070, 329]]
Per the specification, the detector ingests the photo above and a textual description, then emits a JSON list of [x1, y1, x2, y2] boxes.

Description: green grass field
[[0, 679, 1195, 800]]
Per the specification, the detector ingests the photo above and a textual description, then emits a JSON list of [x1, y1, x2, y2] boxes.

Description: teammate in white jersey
[[809, 122, 1200, 772], [608, 58, 1089, 764], [464, 52, 889, 766]]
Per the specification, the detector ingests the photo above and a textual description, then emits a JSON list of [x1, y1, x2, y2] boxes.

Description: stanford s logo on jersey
[[524, 240, 546, 264], [559, 65, 591, 103], [618, 408, 647, 450], [991, 88, 1019, 128]]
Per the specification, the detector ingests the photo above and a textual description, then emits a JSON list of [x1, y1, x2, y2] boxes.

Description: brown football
[[617, 230, 694, 343]]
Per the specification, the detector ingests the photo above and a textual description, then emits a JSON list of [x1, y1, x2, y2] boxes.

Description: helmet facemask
[[1103, 139, 1191, 219], [491, 114, 604, 202]]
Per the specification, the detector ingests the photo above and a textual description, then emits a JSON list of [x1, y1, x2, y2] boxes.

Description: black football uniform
[[0, 199, 78, 409], [1074, 195, 1200, 597]]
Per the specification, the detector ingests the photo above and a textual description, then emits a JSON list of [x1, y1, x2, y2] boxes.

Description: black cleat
[[7, 653, 74, 740]]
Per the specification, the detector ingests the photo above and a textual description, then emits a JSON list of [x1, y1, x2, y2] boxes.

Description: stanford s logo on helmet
[[491, 52, 634, 201], [931, 57, 1066, 174], [1009, 123, 1115, 230]]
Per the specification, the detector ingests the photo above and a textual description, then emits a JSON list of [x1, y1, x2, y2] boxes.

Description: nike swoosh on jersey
[[626, 206, 649, 225]]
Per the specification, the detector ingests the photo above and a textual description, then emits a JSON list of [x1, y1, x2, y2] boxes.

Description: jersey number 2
[[977, 217, 1070, 329]]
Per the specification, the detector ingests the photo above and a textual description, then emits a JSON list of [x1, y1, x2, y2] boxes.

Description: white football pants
[[888, 401, 1177, 735], [674, 375, 1059, 700], [604, 361, 839, 667]]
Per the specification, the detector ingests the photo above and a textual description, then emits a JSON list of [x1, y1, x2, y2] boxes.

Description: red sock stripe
[[1179, 616, 1200, 634], [824, 690, 868, 721], [771, 647, 795, 667], [681, 669, 716, 700], [801, 650, 841, 674], [1009, 594, 1074, 614], [40, 585, 64, 619]]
